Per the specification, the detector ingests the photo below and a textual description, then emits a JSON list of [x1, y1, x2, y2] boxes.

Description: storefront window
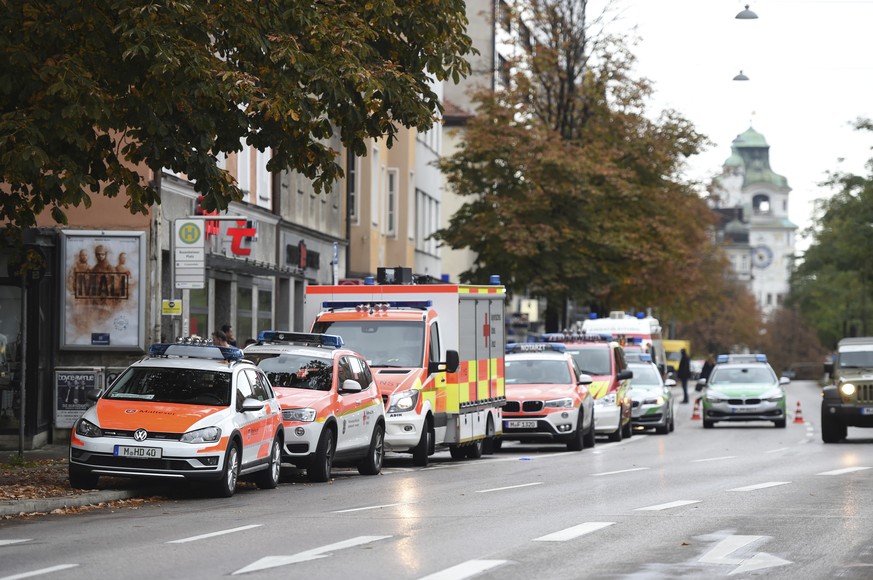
[[257, 288, 272, 337], [189, 288, 207, 339], [0, 285, 22, 431], [237, 286, 253, 344]]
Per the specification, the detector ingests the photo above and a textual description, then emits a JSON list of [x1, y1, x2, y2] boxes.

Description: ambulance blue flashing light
[[588, 313, 598, 320], [149, 343, 244, 362], [540, 332, 613, 343], [507, 342, 566, 353], [364, 276, 375, 285], [259, 331, 344, 348], [489, 275, 501, 285], [636, 352, 653, 362], [636, 312, 645, 319]]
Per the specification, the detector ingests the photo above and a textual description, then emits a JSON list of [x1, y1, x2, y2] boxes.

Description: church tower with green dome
[[709, 127, 797, 316]]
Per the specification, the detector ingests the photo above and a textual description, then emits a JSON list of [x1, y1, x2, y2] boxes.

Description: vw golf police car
[[69, 339, 284, 498], [499, 343, 595, 451], [244, 331, 386, 482]]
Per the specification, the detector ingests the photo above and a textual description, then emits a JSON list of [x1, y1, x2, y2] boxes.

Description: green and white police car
[[697, 354, 789, 429]]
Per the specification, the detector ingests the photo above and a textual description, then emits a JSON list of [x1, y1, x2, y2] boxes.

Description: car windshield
[[248, 353, 333, 391], [629, 364, 661, 386], [709, 366, 776, 385], [565, 348, 611, 375], [839, 349, 873, 369], [104, 367, 232, 406], [505, 359, 572, 385], [311, 320, 424, 367]]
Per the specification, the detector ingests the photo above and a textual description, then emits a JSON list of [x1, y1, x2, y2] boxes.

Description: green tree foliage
[[435, 0, 713, 328], [789, 119, 873, 348], [758, 307, 828, 377], [0, 0, 473, 233]]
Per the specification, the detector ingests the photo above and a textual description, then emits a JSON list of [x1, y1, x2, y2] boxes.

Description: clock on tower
[[753, 244, 773, 269]]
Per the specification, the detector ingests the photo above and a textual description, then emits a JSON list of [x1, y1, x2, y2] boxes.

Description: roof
[[442, 98, 474, 126], [722, 126, 790, 189]]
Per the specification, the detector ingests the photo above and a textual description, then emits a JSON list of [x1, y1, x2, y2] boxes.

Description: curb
[[0, 489, 147, 517]]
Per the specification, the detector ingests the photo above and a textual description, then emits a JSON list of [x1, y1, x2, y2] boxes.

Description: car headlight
[[544, 397, 574, 408], [180, 426, 222, 444], [595, 393, 617, 407], [761, 389, 784, 402], [387, 389, 420, 413], [840, 383, 856, 397], [282, 408, 317, 422], [705, 391, 727, 403], [75, 418, 103, 438]]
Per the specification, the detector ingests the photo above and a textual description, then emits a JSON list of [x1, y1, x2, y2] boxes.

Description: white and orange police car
[[244, 331, 386, 482], [498, 342, 596, 451], [69, 339, 284, 498]]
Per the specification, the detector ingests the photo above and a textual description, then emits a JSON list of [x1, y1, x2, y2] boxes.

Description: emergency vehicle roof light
[[507, 342, 565, 353], [322, 300, 432, 311], [259, 331, 344, 348], [716, 353, 768, 364], [635, 352, 653, 362], [588, 313, 598, 320], [489, 275, 501, 285], [636, 311, 645, 319], [149, 343, 244, 361]]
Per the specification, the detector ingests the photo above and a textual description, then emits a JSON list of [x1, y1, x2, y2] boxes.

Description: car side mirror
[[241, 397, 264, 412], [665, 378, 676, 387], [341, 378, 363, 393], [779, 376, 791, 385], [428, 349, 460, 374], [86, 389, 103, 402], [617, 369, 633, 380], [578, 373, 593, 386]]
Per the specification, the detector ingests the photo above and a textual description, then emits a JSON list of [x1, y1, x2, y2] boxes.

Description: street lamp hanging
[[733, 70, 750, 81], [735, 4, 758, 19]]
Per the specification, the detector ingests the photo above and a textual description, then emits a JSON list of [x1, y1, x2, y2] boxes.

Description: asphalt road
[[2, 379, 872, 580]]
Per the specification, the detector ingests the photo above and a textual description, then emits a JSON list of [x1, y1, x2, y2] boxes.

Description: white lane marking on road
[[418, 560, 508, 580], [765, 448, 789, 453], [591, 467, 650, 477], [167, 524, 261, 544], [233, 535, 392, 575], [0, 564, 79, 580], [635, 500, 700, 511], [477, 482, 542, 494], [817, 466, 873, 476], [699, 535, 791, 574], [728, 481, 791, 492], [0, 540, 31, 547], [332, 503, 401, 513], [691, 456, 736, 463], [533, 522, 615, 542]]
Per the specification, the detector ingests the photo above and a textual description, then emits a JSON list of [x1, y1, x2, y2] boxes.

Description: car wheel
[[774, 419, 787, 429], [412, 421, 433, 467], [583, 420, 596, 448], [669, 410, 675, 432], [622, 416, 633, 439], [255, 437, 282, 489], [607, 421, 623, 442], [567, 414, 585, 451], [210, 442, 240, 498], [449, 444, 466, 460], [492, 438, 504, 451], [655, 420, 669, 435], [358, 424, 385, 476], [308, 427, 335, 482], [466, 438, 484, 459], [821, 409, 847, 443], [703, 419, 715, 429], [69, 465, 99, 490]]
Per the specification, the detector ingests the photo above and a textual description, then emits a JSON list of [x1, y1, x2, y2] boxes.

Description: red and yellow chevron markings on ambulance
[[587, 380, 612, 400]]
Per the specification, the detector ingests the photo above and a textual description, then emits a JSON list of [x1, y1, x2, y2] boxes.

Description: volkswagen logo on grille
[[133, 429, 148, 442]]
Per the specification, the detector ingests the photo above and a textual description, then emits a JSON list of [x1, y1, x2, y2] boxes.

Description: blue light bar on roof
[[149, 343, 244, 362], [507, 342, 566, 353], [259, 331, 344, 348], [716, 353, 768, 364]]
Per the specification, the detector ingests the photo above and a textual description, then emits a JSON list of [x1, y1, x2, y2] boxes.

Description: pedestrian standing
[[677, 348, 691, 403], [221, 324, 238, 347], [212, 329, 229, 346], [700, 354, 716, 382]]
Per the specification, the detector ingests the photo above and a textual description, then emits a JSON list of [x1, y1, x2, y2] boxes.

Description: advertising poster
[[54, 369, 100, 429], [60, 231, 146, 351]]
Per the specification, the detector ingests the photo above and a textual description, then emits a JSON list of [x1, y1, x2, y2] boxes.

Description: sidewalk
[[0, 444, 161, 517]]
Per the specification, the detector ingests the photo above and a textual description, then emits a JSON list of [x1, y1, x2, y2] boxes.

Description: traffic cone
[[691, 398, 701, 420], [793, 401, 805, 424]]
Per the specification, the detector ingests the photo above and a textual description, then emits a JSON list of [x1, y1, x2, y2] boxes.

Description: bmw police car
[[244, 331, 386, 482], [499, 342, 595, 451], [69, 339, 284, 498], [697, 354, 789, 428]]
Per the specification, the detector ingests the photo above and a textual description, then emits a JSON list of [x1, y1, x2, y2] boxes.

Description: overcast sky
[[594, 0, 873, 251]]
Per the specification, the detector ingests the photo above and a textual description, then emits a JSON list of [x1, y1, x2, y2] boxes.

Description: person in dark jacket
[[677, 348, 691, 403]]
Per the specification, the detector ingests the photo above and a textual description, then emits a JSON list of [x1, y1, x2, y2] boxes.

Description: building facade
[[709, 127, 797, 316]]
